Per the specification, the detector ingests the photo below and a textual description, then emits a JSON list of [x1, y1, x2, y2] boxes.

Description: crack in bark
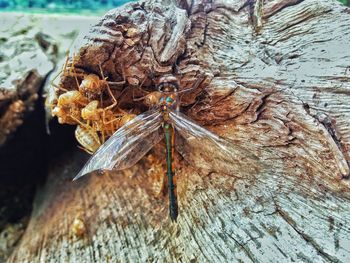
[[239, 0, 254, 12], [242, 0, 264, 33], [277, 10, 331, 34], [217, 217, 256, 262], [176, 0, 191, 15], [276, 206, 340, 263], [185, 216, 211, 261], [313, 113, 350, 179], [200, 16, 208, 48], [284, 87, 350, 179], [250, 92, 274, 123], [263, 0, 305, 19], [211, 86, 239, 105], [252, 0, 264, 33]]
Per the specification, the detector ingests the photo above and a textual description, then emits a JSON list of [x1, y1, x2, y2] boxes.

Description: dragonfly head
[[157, 75, 179, 93]]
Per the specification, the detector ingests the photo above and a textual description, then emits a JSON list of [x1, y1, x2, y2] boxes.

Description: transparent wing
[[74, 110, 163, 180], [169, 111, 265, 175]]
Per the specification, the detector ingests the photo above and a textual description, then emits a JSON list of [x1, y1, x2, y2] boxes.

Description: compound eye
[[166, 96, 174, 103], [158, 83, 164, 92]]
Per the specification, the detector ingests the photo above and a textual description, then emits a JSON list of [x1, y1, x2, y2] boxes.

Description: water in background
[[0, 0, 133, 15], [1, 0, 348, 15]]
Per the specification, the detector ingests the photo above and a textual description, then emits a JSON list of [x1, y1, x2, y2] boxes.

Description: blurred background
[[339, 0, 350, 6], [0, 0, 132, 15], [0, 0, 349, 14]]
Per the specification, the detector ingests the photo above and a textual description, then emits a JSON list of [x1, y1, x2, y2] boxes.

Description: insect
[[74, 74, 261, 221], [78, 63, 125, 101], [71, 215, 86, 237], [48, 54, 124, 115], [48, 53, 131, 152], [74, 121, 102, 154], [52, 90, 89, 124], [77, 100, 136, 153], [81, 100, 119, 139]]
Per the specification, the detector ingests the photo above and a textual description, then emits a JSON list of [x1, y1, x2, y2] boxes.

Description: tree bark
[[10, 0, 350, 262]]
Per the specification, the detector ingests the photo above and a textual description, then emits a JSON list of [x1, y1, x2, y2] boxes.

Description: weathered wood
[[0, 34, 53, 145], [0, 13, 99, 262], [0, 13, 98, 146], [10, 0, 350, 262]]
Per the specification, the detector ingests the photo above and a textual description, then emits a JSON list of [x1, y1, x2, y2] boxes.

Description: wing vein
[[74, 110, 163, 180]]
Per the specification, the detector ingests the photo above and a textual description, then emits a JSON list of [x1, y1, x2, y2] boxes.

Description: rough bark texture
[[0, 13, 98, 146], [0, 13, 98, 262], [9, 0, 350, 262], [0, 27, 54, 145]]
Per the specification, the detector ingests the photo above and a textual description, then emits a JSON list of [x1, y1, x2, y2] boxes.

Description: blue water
[[0, 0, 133, 15]]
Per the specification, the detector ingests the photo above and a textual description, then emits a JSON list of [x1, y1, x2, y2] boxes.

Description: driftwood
[[0, 13, 98, 146], [0, 34, 54, 145], [9, 0, 350, 262], [0, 13, 99, 262]]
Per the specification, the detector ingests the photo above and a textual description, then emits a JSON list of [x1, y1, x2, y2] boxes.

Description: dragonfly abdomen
[[167, 170, 178, 221], [163, 122, 178, 221]]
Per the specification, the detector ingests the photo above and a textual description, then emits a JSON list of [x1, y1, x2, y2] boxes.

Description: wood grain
[[10, 0, 350, 262]]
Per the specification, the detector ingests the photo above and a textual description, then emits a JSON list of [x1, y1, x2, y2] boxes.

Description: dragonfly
[[74, 74, 262, 221]]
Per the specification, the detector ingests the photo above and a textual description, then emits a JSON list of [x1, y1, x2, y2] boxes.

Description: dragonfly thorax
[[159, 94, 178, 111]]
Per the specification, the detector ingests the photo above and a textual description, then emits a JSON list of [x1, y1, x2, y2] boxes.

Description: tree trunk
[[9, 0, 350, 262]]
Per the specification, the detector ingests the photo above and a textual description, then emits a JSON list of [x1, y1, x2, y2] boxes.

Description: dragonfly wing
[[169, 110, 264, 175], [74, 110, 163, 180]]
